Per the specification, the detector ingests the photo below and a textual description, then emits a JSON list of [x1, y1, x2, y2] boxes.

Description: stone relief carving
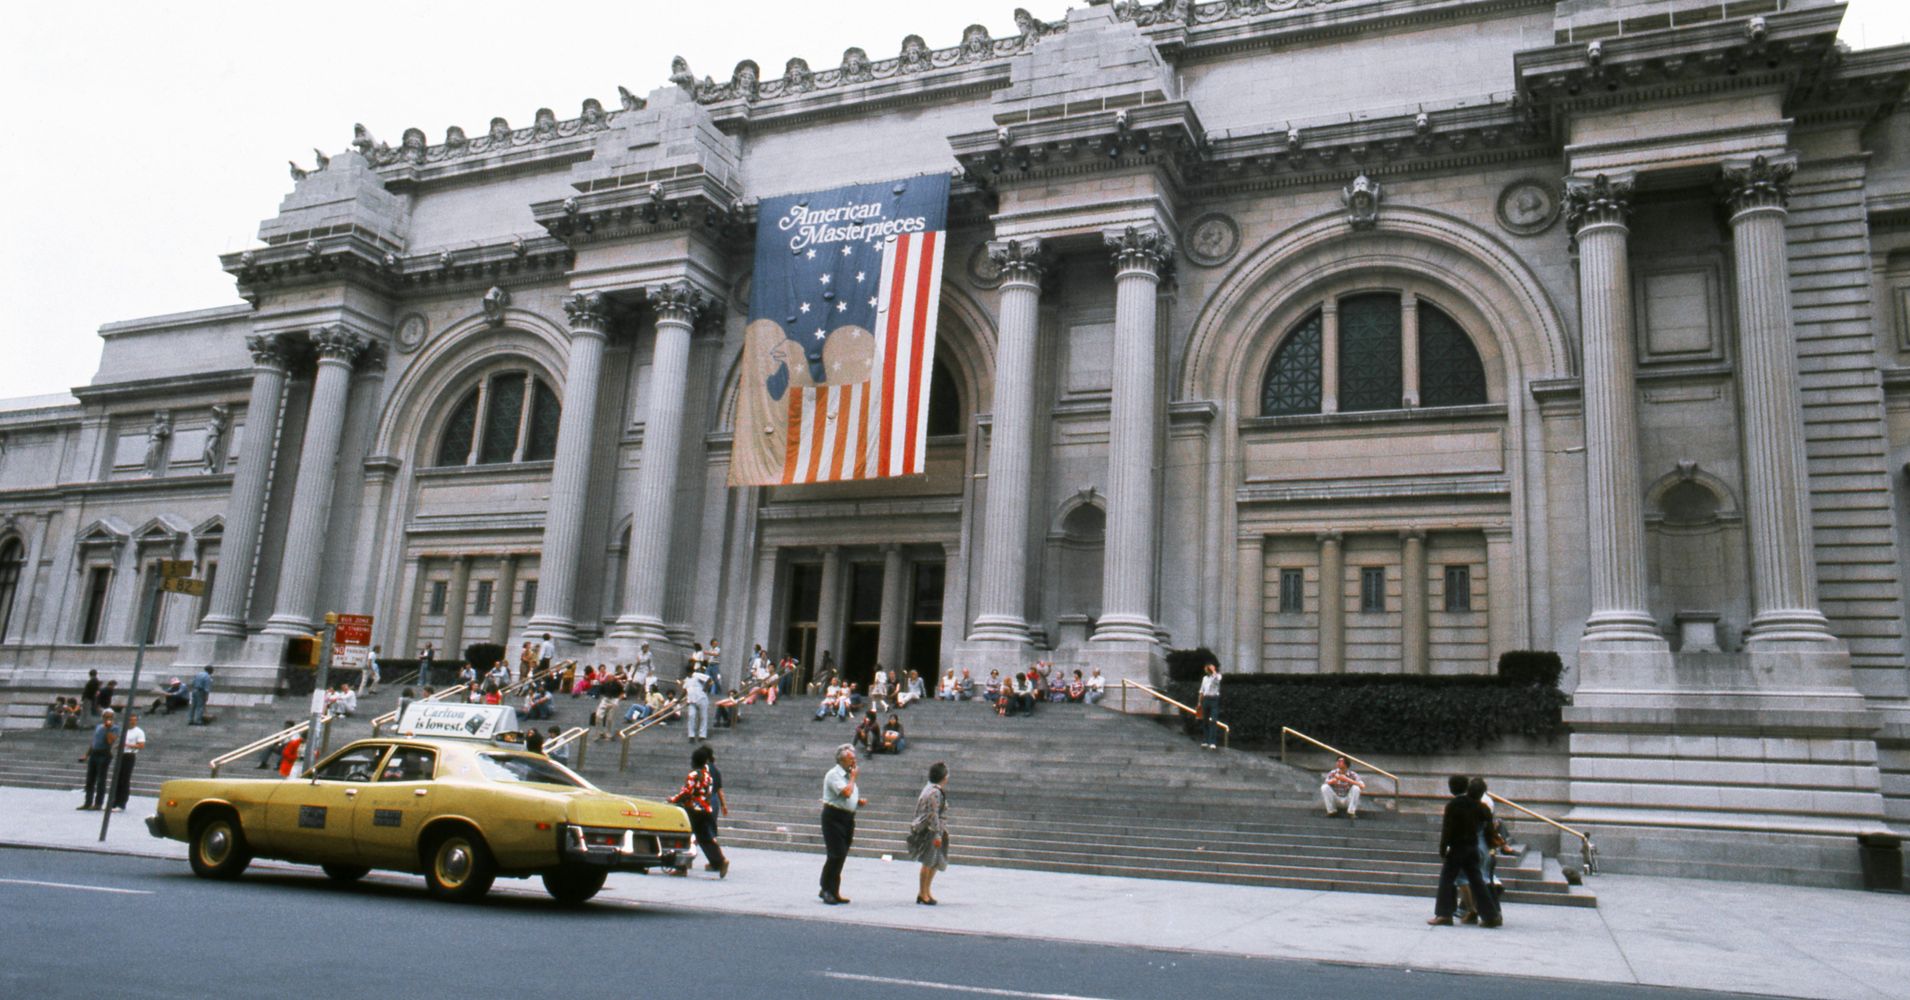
[[1495, 179, 1559, 237], [730, 60, 761, 101], [202, 405, 229, 474], [354, 99, 623, 169], [482, 286, 512, 326], [693, 18, 1058, 104], [670, 56, 696, 90], [143, 410, 173, 476], [1563, 173, 1634, 237], [392, 314, 427, 354], [1116, 0, 1353, 28], [1105, 227, 1174, 277], [1722, 155, 1794, 214], [783, 58, 814, 94], [967, 243, 1003, 289], [1342, 173, 1382, 230], [1184, 213, 1240, 267]]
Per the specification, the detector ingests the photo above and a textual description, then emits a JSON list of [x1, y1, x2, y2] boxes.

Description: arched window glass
[[478, 373, 528, 464], [524, 380, 561, 462], [1417, 303, 1487, 407], [0, 538, 21, 640], [926, 356, 962, 436], [435, 389, 479, 467], [1338, 293, 1402, 412], [1261, 311, 1323, 416]]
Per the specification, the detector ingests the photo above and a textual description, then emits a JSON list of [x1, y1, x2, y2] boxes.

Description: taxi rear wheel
[[542, 865, 607, 905], [422, 828, 495, 902], [188, 811, 252, 880], [322, 864, 370, 883]]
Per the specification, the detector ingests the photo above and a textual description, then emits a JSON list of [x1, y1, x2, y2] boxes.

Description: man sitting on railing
[[1322, 757, 1364, 819]]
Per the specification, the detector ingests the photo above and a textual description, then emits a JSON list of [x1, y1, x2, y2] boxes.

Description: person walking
[[537, 633, 556, 675], [417, 643, 436, 688], [668, 745, 729, 878], [819, 743, 865, 905], [1196, 662, 1223, 749], [908, 761, 951, 905], [360, 645, 382, 693], [81, 670, 102, 719], [1428, 774, 1504, 928], [187, 666, 214, 726], [111, 712, 146, 811], [77, 709, 118, 810], [683, 665, 712, 742]]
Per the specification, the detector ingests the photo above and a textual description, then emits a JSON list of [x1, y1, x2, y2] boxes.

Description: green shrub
[[463, 644, 506, 672], [1165, 670, 1569, 754], [1165, 647, 1219, 684], [1497, 649, 1564, 687]]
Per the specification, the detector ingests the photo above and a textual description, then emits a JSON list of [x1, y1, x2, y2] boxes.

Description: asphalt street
[[0, 847, 1773, 1000]]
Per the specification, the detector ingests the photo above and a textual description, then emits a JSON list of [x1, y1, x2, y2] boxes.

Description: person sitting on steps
[[1322, 757, 1364, 819]]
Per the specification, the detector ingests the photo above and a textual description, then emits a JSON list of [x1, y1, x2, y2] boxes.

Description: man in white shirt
[[111, 712, 146, 811], [683, 666, 712, 741], [1085, 667, 1107, 705], [818, 743, 866, 905], [705, 638, 724, 690], [1196, 663, 1222, 749], [360, 645, 382, 693], [334, 685, 358, 718], [1322, 757, 1365, 819], [537, 633, 557, 674]]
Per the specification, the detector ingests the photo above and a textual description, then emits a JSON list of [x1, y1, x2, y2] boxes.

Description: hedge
[[464, 644, 506, 673]]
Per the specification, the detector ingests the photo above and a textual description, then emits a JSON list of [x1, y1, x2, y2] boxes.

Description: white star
[[799, 302, 811, 314], [868, 296, 878, 308], [805, 249, 817, 259], [855, 272, 865, 282], [836, 301, 848, 312], [820, 274, 831, 285], [814, 328, 826, 341], [840, 245, 852, 256]]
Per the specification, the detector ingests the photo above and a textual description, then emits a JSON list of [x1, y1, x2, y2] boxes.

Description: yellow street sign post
[[157, 560, 195, 580]]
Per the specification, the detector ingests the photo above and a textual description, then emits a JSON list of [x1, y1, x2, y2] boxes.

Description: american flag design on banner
[[729, 174, 950, 488]]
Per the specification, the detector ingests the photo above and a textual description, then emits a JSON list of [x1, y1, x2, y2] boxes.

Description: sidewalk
[[0, 784, 1902, 999]]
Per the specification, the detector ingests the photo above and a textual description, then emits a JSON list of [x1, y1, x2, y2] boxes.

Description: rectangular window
[[474, 580, 494, 616], [1444, 565, 1473, 612], [428, 580, 447, 616], [520, 579, 537, 616], [1359, 567, 1386, 614], [142, 562, 166, 645], [80, 567, 112, 644], [1278, 568, 1304, 614]]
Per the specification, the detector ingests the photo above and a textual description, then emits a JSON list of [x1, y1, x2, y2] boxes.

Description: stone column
[[876, 544, 908, 673], [525, 292, 611, 642], [401, 558, 429, 658], [441, 555, 473, 658], [1318, 532, 1344, 673], [1093, 226, 1172, 643], [1564, 174, 1663, 646], [263, 326, 368, 636], [1723, 155, 1836, 644], [1234, 534, 1265, 673], [199, 333, 292, 637], [1320, 301, 1340, 414], [968, 239, 1045, 644], [614, 282, 709, 642], [490, 554, 519, 647], [1484, 527, 1517, 663], [1400, 292, 1421, 407], [815, 547, 845, 671], [1401, 530, 1429, 674]]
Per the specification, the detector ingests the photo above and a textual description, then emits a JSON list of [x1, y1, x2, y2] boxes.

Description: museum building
[[2, 0, 1908, 880]]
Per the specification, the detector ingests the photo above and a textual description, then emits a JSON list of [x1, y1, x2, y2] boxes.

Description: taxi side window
[[313, 745, 386, 783], [380, 747, 437, 782]]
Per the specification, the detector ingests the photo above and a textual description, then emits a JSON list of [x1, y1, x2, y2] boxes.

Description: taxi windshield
[[473, 752, 588, 788]]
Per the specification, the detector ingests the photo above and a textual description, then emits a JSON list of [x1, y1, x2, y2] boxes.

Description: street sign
[[157, 560, 195, 579], [332, 613, 374, 671], [161, 577, 206, 596]]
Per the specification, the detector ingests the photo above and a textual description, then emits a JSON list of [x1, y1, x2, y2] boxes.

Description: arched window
[[0, 538, 21, 640], [1260, 291, 1488, 416], [433, 369, 562, 467], [926, 356, 962, 437]]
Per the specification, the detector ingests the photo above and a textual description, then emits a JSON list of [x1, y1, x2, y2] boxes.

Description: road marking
[[0, 877, 154, 895], [818, 972, 1118, 1000]]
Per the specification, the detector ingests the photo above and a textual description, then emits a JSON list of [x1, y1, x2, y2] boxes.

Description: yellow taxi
[[145, 705, 692, 904]]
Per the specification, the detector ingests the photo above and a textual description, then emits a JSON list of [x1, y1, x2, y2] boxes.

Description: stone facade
[[3, 0, 1909, 882]]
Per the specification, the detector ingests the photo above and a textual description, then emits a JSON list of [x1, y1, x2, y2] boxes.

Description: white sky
[[2, 0, 1907, 402]]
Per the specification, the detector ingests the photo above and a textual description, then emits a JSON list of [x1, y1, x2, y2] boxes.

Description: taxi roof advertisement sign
[[398, 703, 518, 740]]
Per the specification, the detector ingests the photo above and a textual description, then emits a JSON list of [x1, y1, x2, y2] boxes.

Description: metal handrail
[[208, 715, 333, 777], [1278, 726, 1401, 812], [1119, 679, 1230, 748], [1490, 791, 1598, 874], [618, 699, 685, 772], [369, 682, 471, 735], [544, 725, 589, 769]]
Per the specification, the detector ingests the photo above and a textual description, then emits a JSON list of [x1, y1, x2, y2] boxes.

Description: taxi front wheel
[[189, 812, 252, 880], [423, 829, 496, 902], [542, 865, 607, 905]]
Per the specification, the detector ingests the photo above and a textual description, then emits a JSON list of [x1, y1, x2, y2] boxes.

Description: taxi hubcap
[[439, 842, 470, 884], [203, 826, 230, 863]]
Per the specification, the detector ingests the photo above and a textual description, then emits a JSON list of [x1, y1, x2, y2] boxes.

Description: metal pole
[[304, 614, 338, 775], [99, 582, 159, 841]]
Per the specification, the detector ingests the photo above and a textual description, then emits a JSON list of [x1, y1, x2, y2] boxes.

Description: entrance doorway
[[843, 563, 883, 689], [906, 560, 945, 679], [782, 563, 822, 691]]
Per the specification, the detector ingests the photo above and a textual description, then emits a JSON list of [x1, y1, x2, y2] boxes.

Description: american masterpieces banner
[[729, 174, 950, 487]]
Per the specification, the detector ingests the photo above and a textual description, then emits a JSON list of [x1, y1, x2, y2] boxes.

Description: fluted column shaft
[[199, 335, 291, 637], [490, 554, 519, 647], [526, 293, 611, 642], [1095, 227, 1171, 642], [1318, 533, 1344, 673], [1724, 157, 1835, 644], [877, 545, 908, 672], [1401, 530, 1429, 674], [615, 284, 707, 640], [442, 555, 473, 657], [816, 547, 846, 670], [264, 327, 368, 635], [1566, 175, 1663, 645], [970, 240, 1045, 643], [1234, 535, 1265, 673]]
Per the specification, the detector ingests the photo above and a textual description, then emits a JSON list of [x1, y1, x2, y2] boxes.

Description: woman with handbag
[[907, 761, 950, 905]]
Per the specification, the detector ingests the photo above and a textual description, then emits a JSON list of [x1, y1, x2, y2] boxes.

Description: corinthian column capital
[[647, 281, 713, 328], [1563, 173, 1635, 237], [245, 332, 294, 371], [1721, 154, 1796, 217], [563, 291, 613, 337], [310, 325, 370, 365], [986, 237, 1048, 287], [1104, 225, 1175, 278]]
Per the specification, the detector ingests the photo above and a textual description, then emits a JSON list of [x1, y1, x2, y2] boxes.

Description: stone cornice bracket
[[1104, 225, 1175, 279], [1563, 172, 1635, 244], [310, 326, 371, 366], [1721, 154, 1796, 218], [986, 237, 1048, 287], [647, 281, 714, 329], [1342, 173, 1382, 230], [481, 285, 512, 326], [562, 291, 614, 338], [245, 332, 295, 371]]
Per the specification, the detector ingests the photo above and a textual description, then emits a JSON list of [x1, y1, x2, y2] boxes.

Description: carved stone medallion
[[966, 242, 1003, 289], [1185, 213, 1240, 268], [1496, 179, 1559, 237], [392, 313, 428, 354]]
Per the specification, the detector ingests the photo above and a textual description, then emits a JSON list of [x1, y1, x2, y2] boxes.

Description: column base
[[607, 614, 672, 644], [1744, 609, 1840, 646], [194, 615, 248, 640], [966, 615, 1031, 644], [260, 615, 317, 639], [1580, 610, 1669, 648], [1082, 638, 1165, 712], [520, 615, 579, 645], [957, 636, 1035, 682], [1089, 614, 1158, 645], [589, 634, 689, 674]]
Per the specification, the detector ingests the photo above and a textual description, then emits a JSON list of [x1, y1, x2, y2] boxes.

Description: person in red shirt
[[668, 745, 728, 878], [278, 731, 303, 778]]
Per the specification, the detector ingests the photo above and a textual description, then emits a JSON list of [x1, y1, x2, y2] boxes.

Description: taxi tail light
[[535, 821, 552, 831]]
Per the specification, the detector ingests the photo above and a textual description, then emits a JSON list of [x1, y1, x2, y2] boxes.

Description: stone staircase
[[0, 685, 1595, 907]]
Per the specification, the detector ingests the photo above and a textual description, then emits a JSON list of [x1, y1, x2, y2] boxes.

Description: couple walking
[[818, 744, 950, 906]]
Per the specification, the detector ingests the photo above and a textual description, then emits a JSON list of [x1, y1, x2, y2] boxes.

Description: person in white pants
[[1322, 757, 1364, 818], [683, 666, 713, 742]]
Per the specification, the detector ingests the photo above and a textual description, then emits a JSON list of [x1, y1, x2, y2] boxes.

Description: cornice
[[951, 100, 1205, 191], [1194, 100, 1551, 194], [530, 171, 744, 248], [70, 370, 251, 403], [222, 232, 575, 298], [356, 101, 632, 183], [1236, 474, 1512, 504], [1125, 0, 1554, 63]]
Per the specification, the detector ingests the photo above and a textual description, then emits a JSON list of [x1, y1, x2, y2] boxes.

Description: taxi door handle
[[413, 788, 428, 797], [344, 789, 358, 798]]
